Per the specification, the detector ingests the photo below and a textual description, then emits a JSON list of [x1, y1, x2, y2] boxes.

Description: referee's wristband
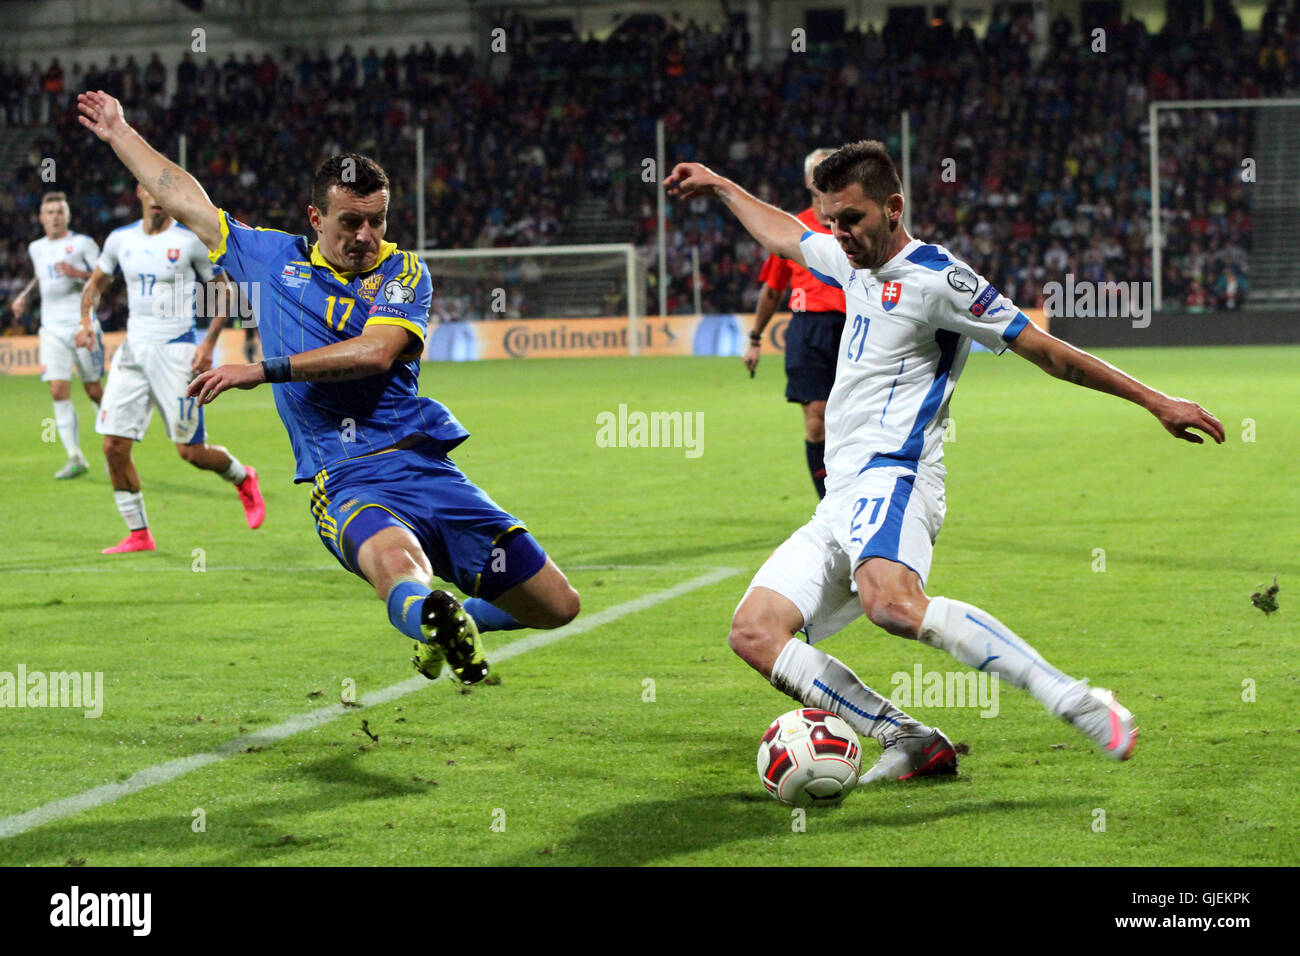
[[261, 356, 292, 384], [748, 330, 763, 344]]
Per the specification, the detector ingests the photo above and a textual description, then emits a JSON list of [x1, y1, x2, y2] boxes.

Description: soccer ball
[[757, 708, 862, 806]]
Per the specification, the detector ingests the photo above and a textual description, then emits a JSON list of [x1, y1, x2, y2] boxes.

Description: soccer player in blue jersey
[[79, 90, 580, 683]]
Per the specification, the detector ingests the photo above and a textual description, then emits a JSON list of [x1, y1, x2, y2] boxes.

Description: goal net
[[418, 244, 644, 328]]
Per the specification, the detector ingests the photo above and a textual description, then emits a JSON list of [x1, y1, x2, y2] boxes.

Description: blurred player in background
[[10, 192, 104, 479], [79, 182, 266, 554], [667, 141, 1224, 781], [242, 324, 261, 363], [744, 148, 845, 498], [78, 89, 579, 684]]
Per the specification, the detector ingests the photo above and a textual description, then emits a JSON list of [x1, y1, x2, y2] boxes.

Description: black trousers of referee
[[783, 309, 846, 498]]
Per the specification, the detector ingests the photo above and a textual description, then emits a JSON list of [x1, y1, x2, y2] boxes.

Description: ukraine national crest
[[881, 281, 902, 311], [167, 248, 181, 263], [357, 272, 384, 304]]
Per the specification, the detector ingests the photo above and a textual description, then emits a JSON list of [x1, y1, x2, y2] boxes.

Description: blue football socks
[[463, 597, 525, 632], [386, 578, 432, 641]]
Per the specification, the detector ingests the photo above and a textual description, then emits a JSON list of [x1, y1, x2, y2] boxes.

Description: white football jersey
[[799, 232, 1029, 493], [27, 232, 100, 331], [98, 220, 216, 345]]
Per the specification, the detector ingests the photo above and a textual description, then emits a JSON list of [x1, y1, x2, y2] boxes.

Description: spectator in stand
[[0, 6, 1275, 321]]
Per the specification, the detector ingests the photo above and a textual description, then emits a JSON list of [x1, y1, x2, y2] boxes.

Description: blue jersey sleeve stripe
[[905, 244, 952, 270], [1002, 311, 1030, 342], [806, 266, 842, 290], [800, 230, 815, 242]]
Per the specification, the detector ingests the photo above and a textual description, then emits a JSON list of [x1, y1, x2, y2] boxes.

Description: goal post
[[417, 243, 644, 355]]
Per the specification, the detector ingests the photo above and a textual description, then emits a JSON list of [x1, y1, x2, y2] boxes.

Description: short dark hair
[[311, 153, 390, 213], [812, 140, 903, 205], [41, 191, 68, 205]]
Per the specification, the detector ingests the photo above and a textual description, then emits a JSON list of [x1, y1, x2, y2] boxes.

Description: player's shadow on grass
[[504, 788, 1083, 866], [2, 751, 430, 867]]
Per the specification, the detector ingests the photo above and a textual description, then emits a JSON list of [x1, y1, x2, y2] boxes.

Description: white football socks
[[220, 456, 247, 484], [919, 597, 1085, 717], [113, 490, 149, 531], [770, 638, 921, 745], [52, 399, 82, 460]]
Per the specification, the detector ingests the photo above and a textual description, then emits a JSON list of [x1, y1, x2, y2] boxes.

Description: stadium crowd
[[2, 0, 1292, 330]]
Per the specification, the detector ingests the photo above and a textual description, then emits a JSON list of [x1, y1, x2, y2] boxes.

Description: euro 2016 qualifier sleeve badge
[[946, 266, 978, 297], [382, 278, 417, 304]]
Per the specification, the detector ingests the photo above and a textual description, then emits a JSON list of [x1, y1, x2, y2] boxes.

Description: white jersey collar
[[871, 237, 926, 279]]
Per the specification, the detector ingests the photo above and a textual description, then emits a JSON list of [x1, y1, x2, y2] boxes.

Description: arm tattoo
[[305, 367, 359, 381], [1063, 362, 1087, 385], [156, 168, 174, 190]]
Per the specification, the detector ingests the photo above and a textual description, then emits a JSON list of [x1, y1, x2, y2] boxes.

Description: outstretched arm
[[664, 162, 807, 264], [187, 325, 415, 407], [1009, 322, 1225, 444], [77, 90, 222, 250]]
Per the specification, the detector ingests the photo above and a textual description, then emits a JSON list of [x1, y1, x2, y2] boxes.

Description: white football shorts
[[96, 338, 205, 444], [39, 321, 104, 383], [745, 466, 946, 643]]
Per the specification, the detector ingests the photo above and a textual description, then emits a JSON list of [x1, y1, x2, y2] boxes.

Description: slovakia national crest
[[64, 244, 74, 254], [881, 281, 902, 312], [167, 248, 181, 263]]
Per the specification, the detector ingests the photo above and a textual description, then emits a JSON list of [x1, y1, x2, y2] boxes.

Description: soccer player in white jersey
[[666, 141, 1224, 781], [9, 192, 105, 478], [78, 183, 266, 554]]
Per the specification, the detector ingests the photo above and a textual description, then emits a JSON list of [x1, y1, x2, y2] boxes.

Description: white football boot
[[859, 724, 958, 784], [54, 455, 89, 480], [1061, 685, 1138, 760]]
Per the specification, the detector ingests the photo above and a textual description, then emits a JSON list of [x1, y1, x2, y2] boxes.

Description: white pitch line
[[0, 566, 741, 841]]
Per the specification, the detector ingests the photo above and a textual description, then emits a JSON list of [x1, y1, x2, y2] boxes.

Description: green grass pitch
[[0, 345, 1296, 866]]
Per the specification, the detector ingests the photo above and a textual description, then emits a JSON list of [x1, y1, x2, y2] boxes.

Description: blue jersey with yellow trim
[[209, 209, 468, 482]]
